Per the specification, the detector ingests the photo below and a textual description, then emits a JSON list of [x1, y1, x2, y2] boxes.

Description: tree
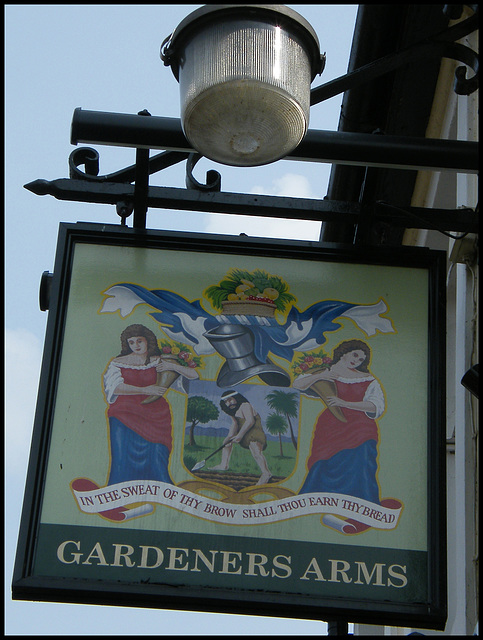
[[265, 390, 299, 449], [266, 413, 288, 457], [186, 396, 219, 447]]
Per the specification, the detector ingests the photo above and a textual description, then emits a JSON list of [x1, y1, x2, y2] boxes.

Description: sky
[[5, 4, 358, 635]]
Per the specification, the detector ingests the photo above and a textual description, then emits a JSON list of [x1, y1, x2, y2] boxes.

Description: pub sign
[[13, 222, 447, 628]]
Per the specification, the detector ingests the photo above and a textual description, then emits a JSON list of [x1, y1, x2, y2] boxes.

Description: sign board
[[13, 222, 447, 629]]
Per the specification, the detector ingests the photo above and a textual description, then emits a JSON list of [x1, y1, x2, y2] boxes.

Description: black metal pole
[[71, 109, 479, 173], [290, 128, 478, 173], [24, 178, 479, 233], [133, 147, 149, 229], [327, 620, 349, 635]]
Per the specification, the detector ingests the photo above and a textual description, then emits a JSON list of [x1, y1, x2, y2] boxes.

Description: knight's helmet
[[204, 323, 290, 387]]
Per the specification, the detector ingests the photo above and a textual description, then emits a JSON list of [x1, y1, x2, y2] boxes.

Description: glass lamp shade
[[163, 5, 323, 167]]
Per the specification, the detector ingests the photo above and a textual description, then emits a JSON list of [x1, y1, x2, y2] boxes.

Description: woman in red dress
[[103, 324, 198, 484], [294, 340, 385, 504]]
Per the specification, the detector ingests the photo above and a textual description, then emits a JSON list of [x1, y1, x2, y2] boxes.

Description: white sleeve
[[103, 362, 124, 404], [363, 379, 385, 419]]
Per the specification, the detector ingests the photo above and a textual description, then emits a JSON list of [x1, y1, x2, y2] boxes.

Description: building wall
[[354, 18, 479, 638]]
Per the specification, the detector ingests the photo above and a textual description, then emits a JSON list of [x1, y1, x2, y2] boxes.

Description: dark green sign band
[[34, 523, 427, 604]]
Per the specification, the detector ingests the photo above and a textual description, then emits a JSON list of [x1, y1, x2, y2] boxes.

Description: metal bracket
[[310, 5, 479, 105], [185, 153, 222, 192], [29, 4, 479, 235], [69, 145, 189, 184], [24, 177, 479, 235]]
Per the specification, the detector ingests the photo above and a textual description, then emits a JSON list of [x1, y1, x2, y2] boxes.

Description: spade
[[191, 437, 236, 472]]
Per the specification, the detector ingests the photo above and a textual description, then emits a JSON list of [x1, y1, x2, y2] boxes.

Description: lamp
[[161, 4, 325, 167]]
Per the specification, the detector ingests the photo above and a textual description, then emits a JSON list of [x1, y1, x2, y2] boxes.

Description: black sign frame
[[12, 222, 447, 629]]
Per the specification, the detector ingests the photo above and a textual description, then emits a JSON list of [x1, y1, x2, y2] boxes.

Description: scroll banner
[[71, 479, 403, 532]]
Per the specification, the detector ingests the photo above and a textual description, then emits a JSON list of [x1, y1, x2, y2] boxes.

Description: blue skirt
[[108, 418, 173, 485], [299, 440, 380, 504]]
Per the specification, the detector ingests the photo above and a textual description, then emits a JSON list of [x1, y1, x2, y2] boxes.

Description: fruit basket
[[204, 268, 296, 317], [221, 298, 277, 317]]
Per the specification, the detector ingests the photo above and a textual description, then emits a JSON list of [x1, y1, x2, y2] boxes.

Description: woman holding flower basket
[[293, 339, 385, 506], [103, 324, 199, 485]]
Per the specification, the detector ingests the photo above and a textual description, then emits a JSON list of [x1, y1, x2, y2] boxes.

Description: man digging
[[210, 390, 272, 486]]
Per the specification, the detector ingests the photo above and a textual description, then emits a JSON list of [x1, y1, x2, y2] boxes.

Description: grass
[[183, 435, 297, 478]]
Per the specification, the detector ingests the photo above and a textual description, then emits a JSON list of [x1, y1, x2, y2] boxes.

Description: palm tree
[[266, 390, 298, 449], [266, 413, 288, 457]]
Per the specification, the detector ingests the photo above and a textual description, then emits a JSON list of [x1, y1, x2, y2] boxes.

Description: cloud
[[251, 173, 315, 198], [203, 173, 321, 240], [4, 328, 42, 477]]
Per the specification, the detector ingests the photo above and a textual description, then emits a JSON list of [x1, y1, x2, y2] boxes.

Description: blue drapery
[[110, 283, 355, 363], [108, 418, 173, 485], [299, 440, 380, 504]]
